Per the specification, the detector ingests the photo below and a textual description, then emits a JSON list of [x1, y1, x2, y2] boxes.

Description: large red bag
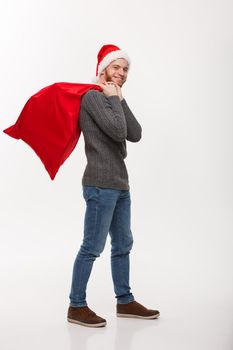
[[3, 82, 102, 180]]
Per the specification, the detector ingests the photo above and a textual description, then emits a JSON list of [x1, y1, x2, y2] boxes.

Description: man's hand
[[114, 84, 124, 101], [97, 82, 118, 98], [97, 81, 123, 101]]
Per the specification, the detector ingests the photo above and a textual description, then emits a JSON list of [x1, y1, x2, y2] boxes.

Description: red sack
[[3, 82, 102, 180]]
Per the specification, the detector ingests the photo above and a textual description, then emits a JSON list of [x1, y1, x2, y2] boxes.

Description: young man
[[67, 44, 160, 327]]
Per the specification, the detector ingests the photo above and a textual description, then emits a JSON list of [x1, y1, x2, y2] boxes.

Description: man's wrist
[[107, 94, 124, 102]]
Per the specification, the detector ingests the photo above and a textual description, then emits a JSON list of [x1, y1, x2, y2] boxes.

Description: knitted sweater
[[78, 89, 142, 190]]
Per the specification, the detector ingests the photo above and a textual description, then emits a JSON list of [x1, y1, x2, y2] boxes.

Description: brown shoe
[[67, 305, 107, 327], [117, 301, 160, 319]]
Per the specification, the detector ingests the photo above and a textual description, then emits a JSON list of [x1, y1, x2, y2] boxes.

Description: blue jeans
[[69, 185, 135, 307]]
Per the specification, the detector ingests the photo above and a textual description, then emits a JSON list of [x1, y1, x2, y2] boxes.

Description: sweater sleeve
[[121, 98, 142, 142], [81, 90, 127, 142]]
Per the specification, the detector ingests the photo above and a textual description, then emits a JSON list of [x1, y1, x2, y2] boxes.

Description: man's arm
[[81, 90, 127, 142], [121, 98, 142, 142]]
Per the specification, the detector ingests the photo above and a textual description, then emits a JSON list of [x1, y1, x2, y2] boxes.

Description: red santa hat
[[92, 44, 130, 83]]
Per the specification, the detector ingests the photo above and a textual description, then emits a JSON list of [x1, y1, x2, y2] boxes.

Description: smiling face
[[100, 58, 129, 87]]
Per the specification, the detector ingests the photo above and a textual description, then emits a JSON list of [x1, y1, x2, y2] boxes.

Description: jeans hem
[[116, 296, 135, 305], [69, 302, 88, 307]]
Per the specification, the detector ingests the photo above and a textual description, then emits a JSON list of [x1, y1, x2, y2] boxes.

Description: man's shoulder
[[83, 88, 104, 100], [81, 89, 106, 110]]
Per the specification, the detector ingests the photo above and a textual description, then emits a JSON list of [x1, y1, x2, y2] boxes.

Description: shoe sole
[[116, 312, 160, 319], [67, 317, 106, 327]]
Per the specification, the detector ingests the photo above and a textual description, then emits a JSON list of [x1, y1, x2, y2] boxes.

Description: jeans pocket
[[82, 186, 99, 200]]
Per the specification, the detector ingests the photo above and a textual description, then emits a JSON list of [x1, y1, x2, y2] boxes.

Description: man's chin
[[115, 81, 124, 87], [111, 78, 124, 86], [106, 77, 125, 87]]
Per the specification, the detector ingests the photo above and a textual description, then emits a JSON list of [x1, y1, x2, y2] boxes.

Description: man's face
[[100, 58, 129, 87]]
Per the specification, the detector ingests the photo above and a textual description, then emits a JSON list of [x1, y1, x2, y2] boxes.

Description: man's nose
[[118, 68, 124, 76]]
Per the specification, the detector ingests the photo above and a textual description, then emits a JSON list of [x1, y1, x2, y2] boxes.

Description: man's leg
[[109, 189, 160, 319], [69, 186, 119, 307], [109, 189, 135, 304]]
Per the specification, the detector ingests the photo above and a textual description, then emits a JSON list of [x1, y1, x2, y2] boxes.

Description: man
[[67, 44, 160, 327]]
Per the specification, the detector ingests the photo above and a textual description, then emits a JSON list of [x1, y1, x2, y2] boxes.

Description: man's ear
[[99, 70, 106, 83]]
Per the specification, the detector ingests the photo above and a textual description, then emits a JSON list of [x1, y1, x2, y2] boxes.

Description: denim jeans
[[69, 185, 135, 307]]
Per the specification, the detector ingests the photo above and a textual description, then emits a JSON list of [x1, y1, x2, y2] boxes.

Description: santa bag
[[3, 82, 103, 180]]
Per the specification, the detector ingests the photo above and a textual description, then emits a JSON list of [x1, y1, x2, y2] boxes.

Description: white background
[[0, 0, 232, 349]]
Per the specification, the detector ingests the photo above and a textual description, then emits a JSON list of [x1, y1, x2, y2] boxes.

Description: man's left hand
[[114, 83, 124, 101]]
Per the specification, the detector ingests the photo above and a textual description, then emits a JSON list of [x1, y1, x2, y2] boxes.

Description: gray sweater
[[78, 89, 142, 190]]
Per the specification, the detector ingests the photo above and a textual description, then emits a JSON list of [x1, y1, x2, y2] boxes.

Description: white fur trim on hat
[[97, 50, 130, 79]]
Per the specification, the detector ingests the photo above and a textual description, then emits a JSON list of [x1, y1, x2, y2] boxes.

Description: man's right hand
[[97, 82, 118, 98]]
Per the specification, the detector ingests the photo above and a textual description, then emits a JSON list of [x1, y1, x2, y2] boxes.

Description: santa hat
[[92, 44, 130, 83]]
